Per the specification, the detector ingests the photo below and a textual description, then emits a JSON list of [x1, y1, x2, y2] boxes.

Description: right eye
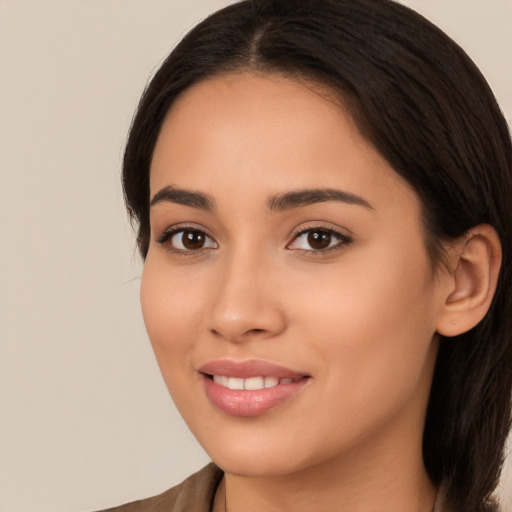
[[157, 228, 218, 254]]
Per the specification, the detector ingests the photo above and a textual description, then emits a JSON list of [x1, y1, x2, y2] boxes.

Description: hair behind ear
[[424, 230, 509, 511]]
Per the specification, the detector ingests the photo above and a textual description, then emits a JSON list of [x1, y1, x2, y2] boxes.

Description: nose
[[205, 251, 287, 343]]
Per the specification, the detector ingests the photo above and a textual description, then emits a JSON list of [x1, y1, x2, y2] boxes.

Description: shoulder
[[97, 463, 223, 512]]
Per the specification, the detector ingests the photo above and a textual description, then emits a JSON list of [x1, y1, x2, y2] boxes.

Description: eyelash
[[156, 225, 217, 256], [287, 226, 353, 256], [155, 225, 353, 256]]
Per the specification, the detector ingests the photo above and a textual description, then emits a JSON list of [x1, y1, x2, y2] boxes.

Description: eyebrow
[[150, 186, 216, 211], [267, 188, 373, 211], [150, 185, 372, 213]]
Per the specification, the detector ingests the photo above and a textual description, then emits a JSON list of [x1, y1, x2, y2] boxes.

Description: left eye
[[163, 229, 217, 252], [288, 228, 350, 252]]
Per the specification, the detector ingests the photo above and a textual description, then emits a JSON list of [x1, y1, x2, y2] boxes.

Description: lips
[[198, 360, 310, 417]]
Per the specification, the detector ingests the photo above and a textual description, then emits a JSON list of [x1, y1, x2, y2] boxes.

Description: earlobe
[[436, 224, 502, 337]]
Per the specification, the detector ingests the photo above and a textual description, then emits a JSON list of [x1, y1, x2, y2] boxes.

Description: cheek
[[140, 255, 206, 385], [292, 245, 438, 426]]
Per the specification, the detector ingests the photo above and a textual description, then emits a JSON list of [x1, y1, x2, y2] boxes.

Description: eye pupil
[[182, 230, 205, 250], [307, 230, 331, 249]]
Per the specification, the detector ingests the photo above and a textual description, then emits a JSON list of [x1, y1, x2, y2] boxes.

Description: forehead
[[152, 72, 353, 173], [150, 72, 420, 218]]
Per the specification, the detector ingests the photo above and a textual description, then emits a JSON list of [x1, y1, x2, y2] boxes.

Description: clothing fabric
[[99, 464, 223, 512], [99, 463, 451, 512]]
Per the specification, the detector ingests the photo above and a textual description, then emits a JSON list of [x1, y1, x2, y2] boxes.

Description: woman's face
[[142, 73, 450, 477]]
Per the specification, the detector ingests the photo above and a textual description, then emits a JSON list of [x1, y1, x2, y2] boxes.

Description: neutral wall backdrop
[[1, 1, 511, 511]]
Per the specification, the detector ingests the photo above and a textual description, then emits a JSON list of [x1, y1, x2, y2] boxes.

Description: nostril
[[206, 305, 287, 343]]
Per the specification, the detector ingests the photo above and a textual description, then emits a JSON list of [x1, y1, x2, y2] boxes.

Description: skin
[[141, 72, 459, 512]]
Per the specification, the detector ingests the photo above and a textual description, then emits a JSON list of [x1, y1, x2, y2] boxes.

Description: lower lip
[[202, 375, 309, 417]]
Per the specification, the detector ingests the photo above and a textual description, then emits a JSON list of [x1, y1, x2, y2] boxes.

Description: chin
[[193, 424, 320, 478], [211, 450, 307, 478]]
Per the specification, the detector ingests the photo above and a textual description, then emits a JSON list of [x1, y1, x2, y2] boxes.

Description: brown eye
[[307, 230, 332, 250], [181, 230, 206, 250], [287, 227, 352, 254], [165, 229, 217, 252]]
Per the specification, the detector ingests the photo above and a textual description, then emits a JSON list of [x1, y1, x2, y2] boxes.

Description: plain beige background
[[1, 1, 511, 511]]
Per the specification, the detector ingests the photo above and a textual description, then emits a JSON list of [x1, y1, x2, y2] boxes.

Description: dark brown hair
[[122, 1, 512, 510]]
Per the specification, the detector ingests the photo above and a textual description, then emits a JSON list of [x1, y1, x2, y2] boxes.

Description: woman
[[103, 0, 512, 511]]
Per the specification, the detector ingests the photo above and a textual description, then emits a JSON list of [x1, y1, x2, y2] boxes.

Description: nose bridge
[[206, 244, 285, 342]]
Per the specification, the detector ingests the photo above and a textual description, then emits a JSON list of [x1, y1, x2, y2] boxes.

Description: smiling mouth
[[206, 374, 304, 390], [198, 360, 311, 415], [201, 372, 310, 416]]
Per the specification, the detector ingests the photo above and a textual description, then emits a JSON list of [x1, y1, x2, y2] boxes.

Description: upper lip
[[198, 359, 308, 379]]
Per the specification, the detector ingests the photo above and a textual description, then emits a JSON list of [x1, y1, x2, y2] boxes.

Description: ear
[[436, 224, 502, 337]]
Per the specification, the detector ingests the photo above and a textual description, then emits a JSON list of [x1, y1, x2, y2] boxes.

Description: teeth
[[213, 375, 229, 387], [227, 377, 244, 390], [264, 376, 279, 388], [212, 375, 298, 390], [244, 376, 264, 390]]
